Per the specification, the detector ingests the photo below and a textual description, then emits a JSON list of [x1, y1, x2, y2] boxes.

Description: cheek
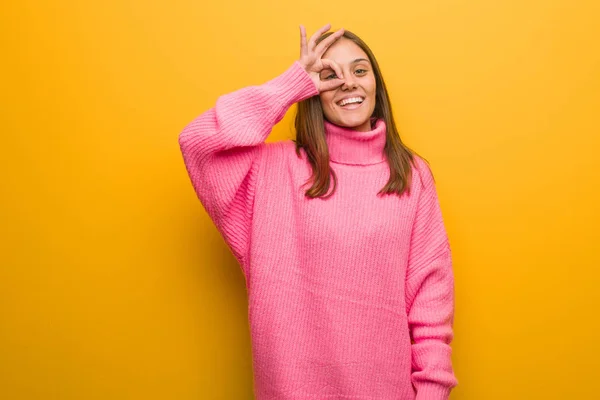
[[319, 93, 335, 109], [367, 82, 377, 107], [368, 79, 377, 98]]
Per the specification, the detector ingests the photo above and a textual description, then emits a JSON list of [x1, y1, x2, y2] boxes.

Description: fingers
[[299, 23, 345, 93], [308, 23, 332, 51], [315, 28, 345, 58], [318, 59, 344, 92], [320, 78, 345, 92], [299, 25, 308, 57], [320, 58, 343, 80]]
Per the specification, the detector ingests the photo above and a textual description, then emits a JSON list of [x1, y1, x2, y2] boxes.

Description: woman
[[178, 24, 458, 399]]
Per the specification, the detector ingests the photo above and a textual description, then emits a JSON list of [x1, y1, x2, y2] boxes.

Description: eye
[[324, 73, 338, 80], [355, 69, 368, 75]]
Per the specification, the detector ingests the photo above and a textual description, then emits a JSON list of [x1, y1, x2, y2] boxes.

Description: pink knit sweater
[[178, 61, 458, 399]]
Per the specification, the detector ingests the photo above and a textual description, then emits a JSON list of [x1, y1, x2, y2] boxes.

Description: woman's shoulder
[[256, 140, 311, 186], [262, 139, 307, 163], [410, 153, 436, 191]]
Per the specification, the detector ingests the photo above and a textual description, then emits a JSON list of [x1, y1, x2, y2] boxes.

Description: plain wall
[[1, 0, 599, 398]]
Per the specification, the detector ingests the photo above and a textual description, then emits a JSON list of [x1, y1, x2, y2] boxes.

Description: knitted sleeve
[[405, 157, 458, 400], [178, 61, 318, 272]]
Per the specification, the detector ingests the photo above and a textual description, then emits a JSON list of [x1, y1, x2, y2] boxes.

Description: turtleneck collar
[[324, 118, 387, 166]]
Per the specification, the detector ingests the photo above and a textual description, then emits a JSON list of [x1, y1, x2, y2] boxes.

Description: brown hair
[[294, 30, 421, 199]]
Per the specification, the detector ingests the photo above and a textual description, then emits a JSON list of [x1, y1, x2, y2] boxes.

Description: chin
[[335, 115, 370, 129]]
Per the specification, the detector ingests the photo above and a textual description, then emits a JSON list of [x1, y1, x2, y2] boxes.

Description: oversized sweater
[[178, 61, 458, 399]]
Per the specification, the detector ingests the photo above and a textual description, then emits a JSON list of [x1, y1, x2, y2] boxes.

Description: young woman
[[178, 24, 458, 400]]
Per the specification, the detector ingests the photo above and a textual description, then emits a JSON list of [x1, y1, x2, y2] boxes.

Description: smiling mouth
[[337, 96, 365, 107]]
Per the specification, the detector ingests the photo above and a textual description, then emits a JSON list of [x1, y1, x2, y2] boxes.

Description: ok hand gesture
[[298, 24, 345, 93]]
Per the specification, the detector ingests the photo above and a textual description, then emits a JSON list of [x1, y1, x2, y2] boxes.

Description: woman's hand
[[298, 24, 345, 93]]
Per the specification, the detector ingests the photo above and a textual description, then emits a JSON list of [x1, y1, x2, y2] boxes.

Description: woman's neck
[[323, 118, 387, 166]]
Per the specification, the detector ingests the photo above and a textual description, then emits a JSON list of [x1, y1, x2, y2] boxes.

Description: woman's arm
[[178, 24, 346, 274], [178, 61, 317, 271], [405, 157, 458, 400]]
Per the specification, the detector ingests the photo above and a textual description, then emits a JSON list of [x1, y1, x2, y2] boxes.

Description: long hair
[[294, 30, 420, 199]]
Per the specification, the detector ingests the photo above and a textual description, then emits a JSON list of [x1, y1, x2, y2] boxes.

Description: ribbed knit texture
[[178, 61, 458, 399]]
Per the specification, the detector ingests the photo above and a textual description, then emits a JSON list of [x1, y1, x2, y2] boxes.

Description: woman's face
[[318, 38, 377, 132]]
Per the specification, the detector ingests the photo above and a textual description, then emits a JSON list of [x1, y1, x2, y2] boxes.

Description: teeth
[[338, 97, 364, 106]]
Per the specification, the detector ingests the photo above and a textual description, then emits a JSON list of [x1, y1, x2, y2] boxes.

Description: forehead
[[321, 38, 370, 65]]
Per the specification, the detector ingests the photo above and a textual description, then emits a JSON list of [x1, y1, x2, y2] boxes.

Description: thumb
[[319, 78, 344, 92]]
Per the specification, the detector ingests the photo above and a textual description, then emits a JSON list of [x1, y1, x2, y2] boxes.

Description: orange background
[[1, 0, 599, 398]]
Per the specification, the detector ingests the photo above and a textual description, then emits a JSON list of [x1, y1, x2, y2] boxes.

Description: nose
[[341, 74, 358, 91]]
